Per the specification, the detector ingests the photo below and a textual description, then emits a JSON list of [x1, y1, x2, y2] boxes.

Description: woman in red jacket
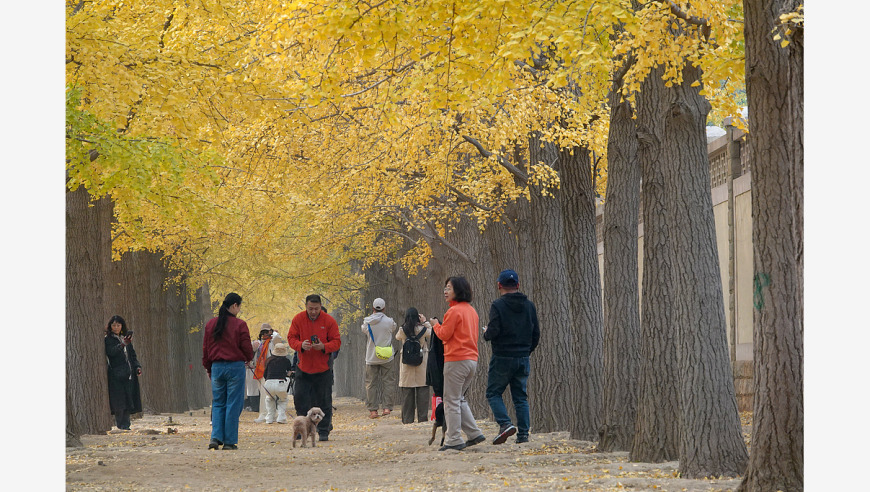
[[202, 293, 254, 450], [430, 276, 486, 451]]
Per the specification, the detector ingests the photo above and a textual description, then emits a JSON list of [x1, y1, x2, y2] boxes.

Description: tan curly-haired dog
[[292, 407, 325, 448]]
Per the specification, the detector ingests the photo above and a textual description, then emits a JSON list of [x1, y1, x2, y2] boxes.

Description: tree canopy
[[66, 0, 746, 328]]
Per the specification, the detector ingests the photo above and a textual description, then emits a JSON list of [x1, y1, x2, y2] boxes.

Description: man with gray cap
[[361, 298, 398, 418], [484, 269, 540, 444]]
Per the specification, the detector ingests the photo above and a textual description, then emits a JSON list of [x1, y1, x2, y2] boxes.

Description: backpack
[[401, 327, 426, 366]]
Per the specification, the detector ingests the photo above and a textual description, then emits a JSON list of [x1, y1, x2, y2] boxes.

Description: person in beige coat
[[396, 307, 432, 424]]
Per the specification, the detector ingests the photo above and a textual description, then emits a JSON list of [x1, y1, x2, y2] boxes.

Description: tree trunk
[[66, 186, 114, 436], [525, 132, 579, 434], [187, 283, 213, 410], [66, 390, 84, 447], [631, 67, 680, 463], [739, 0, 804, 490], [134, 251, 174, 413], [599, 87, 642, 452], [638, 63, 749, 477], [166, 278, 190, 412], [558, 145, 604, 441]]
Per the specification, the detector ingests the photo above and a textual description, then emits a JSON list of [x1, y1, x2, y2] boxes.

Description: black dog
[[428, 402, 446, 446]]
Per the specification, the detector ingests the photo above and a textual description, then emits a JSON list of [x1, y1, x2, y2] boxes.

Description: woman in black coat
[[425, 322, 445, 399], [105, 315, 143, 430]]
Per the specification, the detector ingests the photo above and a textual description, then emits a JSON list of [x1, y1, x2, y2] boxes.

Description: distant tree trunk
[[106, 250, 154, 418], [599, 84, 641, 452], [558, 144, 604, 441], [187, 283, 213, 410], [631, 67, 680, 463], [166, 278, 189, 412], [511, 144, 537, 299], [66, 186, 114, 436], [134, 251, 174, 413], [525, 132, 578, 434], [480, 213, 525, 424], [739, 0, 804, 490]]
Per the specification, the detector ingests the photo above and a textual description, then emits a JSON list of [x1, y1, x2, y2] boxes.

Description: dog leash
[[248, 366, 276, 400]]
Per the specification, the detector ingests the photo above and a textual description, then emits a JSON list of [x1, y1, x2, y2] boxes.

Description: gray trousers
[[442, 359, 483, 446], [365, 363, 396, 411], [401, 386, 431, 423]]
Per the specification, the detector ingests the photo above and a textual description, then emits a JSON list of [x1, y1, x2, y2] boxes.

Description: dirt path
[[66, 397, 742, 491]]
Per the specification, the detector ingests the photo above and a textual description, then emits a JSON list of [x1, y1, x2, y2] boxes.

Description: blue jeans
[[210, 361, 246, 445], [485, 355, 531, 437]]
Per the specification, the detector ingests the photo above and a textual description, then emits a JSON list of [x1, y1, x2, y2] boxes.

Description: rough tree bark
[[135, 251, 174, 413], [599, 82, 642, 452], [186, 284, 213, 410], [558, 144, 604, 441], [66, 187, 114, 437], [524, 132, 579, 434], [738, 0, 804, 490], [636, 62, 749, 477], [166, 279, 190, 412], [665, 64, 748, 479], [631, 67, 680, 463]]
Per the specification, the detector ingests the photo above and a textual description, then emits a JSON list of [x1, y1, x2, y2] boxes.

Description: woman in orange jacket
[[429, 276, 486, 451]]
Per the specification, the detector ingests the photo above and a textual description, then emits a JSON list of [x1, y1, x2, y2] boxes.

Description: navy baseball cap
[[497, 269, 519, 286]]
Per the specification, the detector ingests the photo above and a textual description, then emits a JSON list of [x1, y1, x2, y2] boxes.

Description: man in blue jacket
[[483, 269, 540, 445]]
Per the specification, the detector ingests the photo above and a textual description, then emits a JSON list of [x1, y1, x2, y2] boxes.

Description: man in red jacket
[[287, 294, 341, 441]]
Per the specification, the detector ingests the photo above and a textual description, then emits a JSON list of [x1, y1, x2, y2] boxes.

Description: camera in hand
[[125, 331, 134, 337], [310, 335, 319, 343]]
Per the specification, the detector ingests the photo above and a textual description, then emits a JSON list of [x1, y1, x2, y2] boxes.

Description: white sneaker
[[266, 420, 275, 424], [277, 420, 286, 424], [254, 418, 266, 423]]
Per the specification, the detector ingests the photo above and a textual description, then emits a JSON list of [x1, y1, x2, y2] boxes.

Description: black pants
[[114, 410, 131, 430], [293, 369, 333, 437]]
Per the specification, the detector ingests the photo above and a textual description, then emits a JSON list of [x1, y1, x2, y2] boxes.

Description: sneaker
[[319, 434, 329, 442], [254, 417, 266, 423], [207, 439, 222, 450], [439, 442, 466, 451], [466, 434, 486, 446], [266, 420, 275, 424], [492, 424, 517, 445], [516, 435, 529, 444], [222, 444, 238, 450]]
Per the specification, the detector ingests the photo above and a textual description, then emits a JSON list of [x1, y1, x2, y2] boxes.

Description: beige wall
[[734, 174, 753, 361], [712, 186, 732, 347]]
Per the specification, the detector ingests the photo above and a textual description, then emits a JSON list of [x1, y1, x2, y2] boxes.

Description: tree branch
[[448, 186, 494, 212], [422, 218, 473, 263], [395, 210, 473, 263], [461, 135, 528, 184], [661, 0, 711, 40], [612, 53, 636, 91]]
